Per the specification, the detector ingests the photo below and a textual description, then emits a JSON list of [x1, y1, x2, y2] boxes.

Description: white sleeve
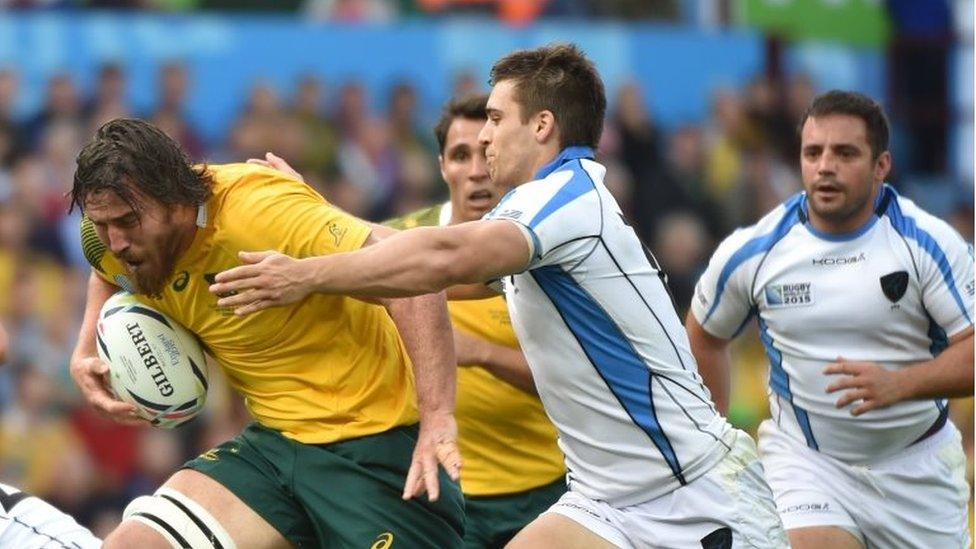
[[914, 216, 974, 338], [485, 171, 601, 270], [690, 228, 758, 339]]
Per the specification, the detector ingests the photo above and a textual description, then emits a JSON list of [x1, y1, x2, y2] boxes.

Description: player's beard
[[808, 177, 875, 226], [126, 232, 182, 299]]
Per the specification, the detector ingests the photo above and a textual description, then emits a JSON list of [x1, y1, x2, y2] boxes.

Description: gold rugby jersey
[[83, 163, 417, 444]]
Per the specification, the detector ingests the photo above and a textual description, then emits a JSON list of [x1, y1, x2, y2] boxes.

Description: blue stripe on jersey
[[530, 265, 686, 484], [913, 400, 949, 444], [527, 161, 595, 230], [884, 197, 972, 324], [702, 193, 804, 327], [533, 146, 596, 180], [758, 316, 819, 450]]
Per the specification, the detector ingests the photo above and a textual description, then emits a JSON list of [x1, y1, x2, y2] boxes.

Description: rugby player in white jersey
[[209, 43, 787, 548], [0, 323, 103, 549], [687, 90, 973, 548], [0, 482, 102, 549]]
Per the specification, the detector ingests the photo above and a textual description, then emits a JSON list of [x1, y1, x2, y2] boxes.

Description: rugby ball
[[96, 292, 208, 428]]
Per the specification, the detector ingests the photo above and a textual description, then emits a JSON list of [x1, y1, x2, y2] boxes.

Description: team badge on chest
[[879, 271, 909, 302]]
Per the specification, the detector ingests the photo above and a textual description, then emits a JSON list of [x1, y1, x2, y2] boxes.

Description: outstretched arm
[[209, 220, 531, 314]]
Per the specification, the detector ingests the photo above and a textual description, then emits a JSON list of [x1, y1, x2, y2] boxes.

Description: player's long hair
[[489, 43, 606, 150], [70, 118, 213, 213]]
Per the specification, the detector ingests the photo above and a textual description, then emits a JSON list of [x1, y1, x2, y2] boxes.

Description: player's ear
[[438, 154, 448, 183], [534, 110, 556, 144], [874, 150, 891, 182]]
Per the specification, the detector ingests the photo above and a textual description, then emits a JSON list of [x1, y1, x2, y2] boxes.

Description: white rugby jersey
[[485, 146, 732, 506], [0, 482, 102, 548], [692, 185, 974, 464]]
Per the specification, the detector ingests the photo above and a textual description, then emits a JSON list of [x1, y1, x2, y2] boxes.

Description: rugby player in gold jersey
[[69, 119, 464, 548]]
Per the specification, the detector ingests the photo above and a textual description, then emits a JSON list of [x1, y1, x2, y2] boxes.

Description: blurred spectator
[[22, 73, 83, 152], [0, 365, 89, 499], [288, 74, 340, 186], [743, 74, 795, 164], [452, 71, 483, 98], [84, 63, 128, 122], [150, 62, 206, 160], [304, 0, 397, 21], [607, 81, 680, 245], [418, 0, 550, 25], [387, 81, 439, 213], [653, 212, 709, 316], [0, 69, 23, 169], [226, 80, 286, 161]]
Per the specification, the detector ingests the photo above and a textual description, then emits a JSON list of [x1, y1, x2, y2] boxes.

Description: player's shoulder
[[880, 185, 966, 246], [488, 161, 599, 224], [207, 162, 334, 225], [712, 191, 806, 262], [384, 203, 444, 230], [207, 162, 319, 201]]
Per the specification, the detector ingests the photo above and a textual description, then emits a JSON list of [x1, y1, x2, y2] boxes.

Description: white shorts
[[545, 429, 788, 548], [0, 483, 102, 549], [758, 419, 970, 548]]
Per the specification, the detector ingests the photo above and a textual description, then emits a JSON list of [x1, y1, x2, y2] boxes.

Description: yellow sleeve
[[218, 167, 372, 258]]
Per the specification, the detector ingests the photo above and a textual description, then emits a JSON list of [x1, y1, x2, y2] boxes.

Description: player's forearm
[[896, 331, 974, 401], [306, 227, 481, 298], [693, 346, 732, 415], [386, 293, 457, 417], [478, 343, 537, 395], [686, 314, 733, 414], [72, 273, 118, 360]]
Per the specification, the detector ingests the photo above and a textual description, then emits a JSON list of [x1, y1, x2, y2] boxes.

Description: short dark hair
[[489, 43, 606, 149], [71, 118, 212, 213], [799, 90, 890, 159], [433, 93, 488, 153]]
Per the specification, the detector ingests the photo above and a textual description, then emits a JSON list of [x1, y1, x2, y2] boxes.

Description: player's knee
[[103, 519, 172, 549], [117, 488, 237, 549]]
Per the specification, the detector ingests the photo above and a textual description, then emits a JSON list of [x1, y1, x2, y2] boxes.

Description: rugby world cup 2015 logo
[[765, 282, 813, 308]]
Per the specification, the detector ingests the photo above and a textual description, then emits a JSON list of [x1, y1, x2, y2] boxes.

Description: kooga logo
[[812, 252, 866, 266]]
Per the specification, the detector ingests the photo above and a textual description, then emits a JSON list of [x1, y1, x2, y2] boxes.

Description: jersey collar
[[196, 203, 208, 228], [799, 183, 892, 242], [533, 145, 595, 180]]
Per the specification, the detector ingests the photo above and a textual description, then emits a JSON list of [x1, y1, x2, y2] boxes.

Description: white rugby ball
[[96, 291, 208, 428]]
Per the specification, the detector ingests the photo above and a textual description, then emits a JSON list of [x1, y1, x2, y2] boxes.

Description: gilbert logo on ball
[[96, 292, 208, 428]]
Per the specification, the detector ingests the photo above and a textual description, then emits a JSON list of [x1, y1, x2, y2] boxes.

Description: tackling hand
[[209, 251, 311, 315], [246, 152, 304, 182]]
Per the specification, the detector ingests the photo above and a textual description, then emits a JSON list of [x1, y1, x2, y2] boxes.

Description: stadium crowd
[[0, 57, 971, 537]]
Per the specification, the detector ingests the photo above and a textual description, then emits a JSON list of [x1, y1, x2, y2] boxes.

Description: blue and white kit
[[0, 482, 102, 548], [485, 147, 786, 547], [692, 184, 973, 546]]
